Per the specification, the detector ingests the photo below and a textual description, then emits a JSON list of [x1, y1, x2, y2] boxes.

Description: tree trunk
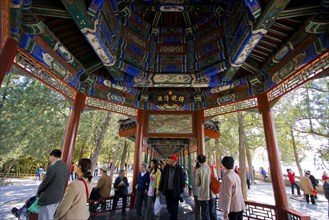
[[0, 75, 11, 108], [1, 159, 14, 182], [245, 142, 253, 182], [305, 85, 314, 132], [238, 112, 247, 199], [120, 140, 128, 170], [290, 126, 303, 177], [109, 142, 120, 194], [78, 135, 89, 159], [126, 144, 131, 165], [215, 138, 222, 178], [90, 112, 111, 172]]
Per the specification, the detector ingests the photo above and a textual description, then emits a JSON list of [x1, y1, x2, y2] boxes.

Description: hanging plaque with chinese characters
[[154, 90, 186, 109]]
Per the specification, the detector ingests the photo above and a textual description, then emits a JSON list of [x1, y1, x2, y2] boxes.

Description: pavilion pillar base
[[61, 92, 86, 168], [130, 109, 145, 209], [258, 93, 288, 220], [0, 37, 17, 86]]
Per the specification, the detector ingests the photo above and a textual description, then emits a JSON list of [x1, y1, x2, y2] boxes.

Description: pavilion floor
[[0, 170, 327, 220]]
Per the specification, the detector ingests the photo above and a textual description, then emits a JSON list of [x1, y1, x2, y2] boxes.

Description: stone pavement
[[0, 172, 327, 220]]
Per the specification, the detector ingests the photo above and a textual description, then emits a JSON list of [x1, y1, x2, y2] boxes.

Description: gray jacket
[[37, 160, 69, 206]]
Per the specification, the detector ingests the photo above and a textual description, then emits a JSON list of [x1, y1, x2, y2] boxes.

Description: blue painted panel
[[113, 17, 122, 52], [195, 41, 221, 60], [159, 35, 185, 43], [193, 15, 216, 31], [159, 27, 183, 35], [19, 32, 34, 50], [244, 0, 261, 19], [69, 68, 85, 88], [109, 0, 118, 14], [127, 14, 150, 38], [198, 52, 226, 70], [120, 62, 144, 77], [123, 40, 148, 57], [197, 61, 229, 77], [99, 14, 115, 46], [187, 40, 195, 70], [148, 40, 157, 70]]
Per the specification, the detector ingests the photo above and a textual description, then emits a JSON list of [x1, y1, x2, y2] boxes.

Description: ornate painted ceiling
[[9, 0, 329, 114]]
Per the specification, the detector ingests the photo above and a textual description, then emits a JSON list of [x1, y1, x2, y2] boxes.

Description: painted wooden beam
[[204, 128, 220, 139], [222, 0, 291, 81], [0, 0, 10, 50], [61, 0, 123, 81], [119, 127, 136, 137]]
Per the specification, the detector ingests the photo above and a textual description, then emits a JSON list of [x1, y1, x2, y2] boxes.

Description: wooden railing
[[0, 172, 36, 178], [284, 208, 311, 220], [29, 194, 133, 220], [216, 200, 311, 220], [88, 193, 133, 216], [244, 200, 277, 219]]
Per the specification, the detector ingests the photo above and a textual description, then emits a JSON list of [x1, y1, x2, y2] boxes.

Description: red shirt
[[322, 174, 328, 180], [70, 164, 74, 172], [288, 172, 295, 183]]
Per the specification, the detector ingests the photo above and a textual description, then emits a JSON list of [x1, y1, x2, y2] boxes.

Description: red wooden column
[[196, 109, 205, 155], [0, 37, 17, 87], [130, 109, 145, 208], [61, 92, 86, 168], [257, 93, 288, 220]]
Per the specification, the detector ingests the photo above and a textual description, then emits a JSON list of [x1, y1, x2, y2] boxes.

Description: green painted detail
[[221, 66, 240, 81], [21, 15, 45, 34], [188, 154, 192, 187], [60, 0, 94, 30], [222, 0, 291, 81], [305, 12, 329, 34], [107, 66, 125, 81], [144, 152, 148, 164], [39, 26, 82, 71], [18, 32, 35, 53], [254, 0, 291, 31], [10, 4, 23, 40], [78, 74, 96, 95]]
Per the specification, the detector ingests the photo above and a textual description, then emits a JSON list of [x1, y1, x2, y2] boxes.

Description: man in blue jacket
[[37, 149, 68, 220], [135, 163, 150, 219]]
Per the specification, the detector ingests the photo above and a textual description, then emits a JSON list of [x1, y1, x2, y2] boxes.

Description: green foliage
[[0, 75, 69, 169], [1, 73, 327, 175]]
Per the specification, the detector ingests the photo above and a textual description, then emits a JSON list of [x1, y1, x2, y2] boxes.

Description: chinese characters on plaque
[[154, 90, 186, 108]]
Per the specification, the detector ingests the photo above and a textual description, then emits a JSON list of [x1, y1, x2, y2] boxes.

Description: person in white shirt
[[195, 154, 211, 220]]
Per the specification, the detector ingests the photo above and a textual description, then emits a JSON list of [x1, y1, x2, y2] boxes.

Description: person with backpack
[[195, 154, 211, 220]]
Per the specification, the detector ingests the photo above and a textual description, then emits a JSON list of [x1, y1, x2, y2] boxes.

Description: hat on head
[[170, 154, 178, 161], [305, 170, 310, 175], [100, 166, 107, 172]]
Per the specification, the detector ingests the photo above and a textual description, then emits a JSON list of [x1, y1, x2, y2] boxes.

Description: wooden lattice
[[85, 97, 137, 117], [12, 51, 75, 100], [204, 98, 258, 117], [269, 51, 329, 102]]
